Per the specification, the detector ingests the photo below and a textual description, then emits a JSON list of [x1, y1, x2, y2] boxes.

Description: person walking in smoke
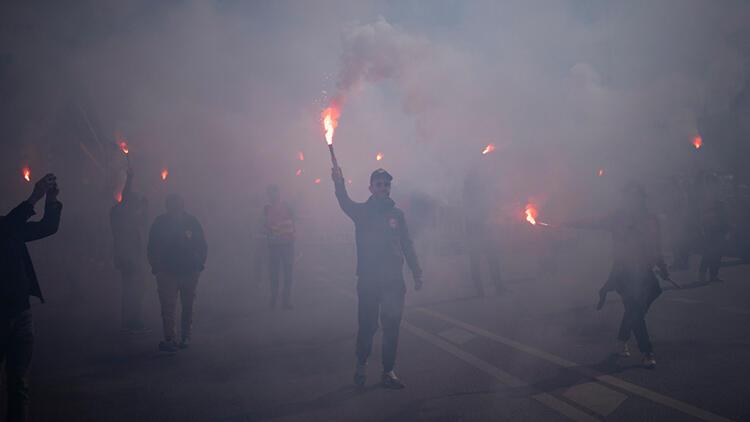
[[698, 200, 729, 283], [1, 173, 62, 422], [147, 194, 207, 353], [332, 167, 423, 389], [110, 167, 150, 333], [263, 185, 296, 310], [566, 182, 668, 369]]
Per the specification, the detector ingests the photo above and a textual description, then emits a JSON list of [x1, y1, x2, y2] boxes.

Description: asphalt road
[[13, 241, 750, 421]]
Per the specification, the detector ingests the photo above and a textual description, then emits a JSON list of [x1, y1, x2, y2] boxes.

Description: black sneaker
[[159, 340, 178, 353], [381, 371, 406, 389]]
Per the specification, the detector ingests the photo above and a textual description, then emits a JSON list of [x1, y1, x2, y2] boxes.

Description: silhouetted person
[[263, 185, 296, 309], [332, 167, 423, 389], [567, 182, 667, 369], [1, 173, 62, 422], [699, 200, 729, 283], [462, 169, 504, 296], [110, 167, 149, 333], [147, 194, 207, 352]]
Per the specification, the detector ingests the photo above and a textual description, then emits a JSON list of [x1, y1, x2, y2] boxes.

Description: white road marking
[[563, 382, 628, 416], [437, 327, 476, 345]]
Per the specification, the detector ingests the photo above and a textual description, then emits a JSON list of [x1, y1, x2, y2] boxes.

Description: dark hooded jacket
[[0, 200, 63, 317], [147, 212, 207, 275], [335, 180, 422, 284]]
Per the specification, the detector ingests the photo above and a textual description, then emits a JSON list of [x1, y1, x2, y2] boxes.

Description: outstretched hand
[[28, 173, 56, 204]]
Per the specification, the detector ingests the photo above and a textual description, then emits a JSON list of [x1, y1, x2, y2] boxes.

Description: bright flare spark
[[295, 169, 302, 176], [524, 204, 538, 226], [376, 152, 383, 161], [481, 143, 496, 155], [298, 151, 305, 161], [116, 192, 123, 203], [322, 106, 340, 146], [597, 168, 605, 177], [119, 141, 129, 155], [161, 168, 169, 181], [693, 135, 703, 149], [22, 167, 31, 182], [314, 178, 321, 184]]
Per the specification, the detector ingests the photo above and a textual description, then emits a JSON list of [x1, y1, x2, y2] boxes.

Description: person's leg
[[5, 311, 34, 422], [355, 284, 380, 366], [380, 285, 406, 374], [120, 267, 133, 329], [131, 265, 147, 329], [698, 253, 709, 283], [281, 242, 294, 308], [178, 272, 200, 344], [156, 273, 179, 343], [268, 244, 281, 308], [707, 241, 723, 280], [631, 313, 653, 355], [486, 238, 504, 293], [467, 239, 484, 296]]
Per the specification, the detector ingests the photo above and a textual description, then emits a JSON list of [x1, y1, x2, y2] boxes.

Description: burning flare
[[119, 141, 129, 155], [161, 168, 169, 181], [298, 151, 305, 161], [376, 152, 383, 161], [115, 192, 123, 203], [481, 143, 496, 155], [597, 168, 605, 177], [524, 204, 538, 226], [22, 167, 31, 182], [692, 135, 703, 150], [314, 178, 321, 185], [322, 105, 341, 145], [295, 169, 302, 176]]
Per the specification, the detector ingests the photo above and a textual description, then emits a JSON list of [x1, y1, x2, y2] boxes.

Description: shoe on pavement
[[642, 353, 656, 369], [353, 363, 367, 387], [159, 340, 178, 353], [381, 371, 406, 389], [615, 341, 631, 358]]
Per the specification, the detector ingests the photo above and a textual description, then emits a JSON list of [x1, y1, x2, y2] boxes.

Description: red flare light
[[298, 151, 305, 161], [322, 105, 341, 146], [597, 168, 605, 177], [22, 167, 31, 182], [524, 204, 538, 226], [376, 152, 383, 161], [692, 135, 702, 149], [119, 141, 129, 155], [161, 168, 169, 181], [116, 192, 123, 203], [295, 169, 302, 176], [314, 178, 321, 184], [481, 143, 496, 155]]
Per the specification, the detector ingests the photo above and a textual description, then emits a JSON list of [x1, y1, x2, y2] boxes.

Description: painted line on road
[[331, 287, 599, 422], [416, 307, 735, 422]]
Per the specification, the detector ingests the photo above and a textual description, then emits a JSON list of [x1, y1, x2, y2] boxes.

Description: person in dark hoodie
[[332, 166, 423, 389], [147, 194, 207, 352], [110, 167, 150, 333], [566, 182, 668, 369], [1, 173, 62, 422], [698, 200, 729, 283]]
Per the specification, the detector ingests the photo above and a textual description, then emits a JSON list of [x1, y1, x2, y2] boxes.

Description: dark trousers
[[120, 265, 146, 329], [617, 300, 653, 354], [156, 272, 200, 342], [699, 238, 723, 279], [0, 310, 33, 422], [269, 242, 294, 307], [467, 239, 502, 295], [356, 281, 405, 373]]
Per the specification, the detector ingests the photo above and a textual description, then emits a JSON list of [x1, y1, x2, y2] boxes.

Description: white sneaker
[[616, 340, 631, 358], [642, 353, 656, 369]]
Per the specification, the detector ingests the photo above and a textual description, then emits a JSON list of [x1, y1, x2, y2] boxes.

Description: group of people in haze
[[2, 157, 702, 420]]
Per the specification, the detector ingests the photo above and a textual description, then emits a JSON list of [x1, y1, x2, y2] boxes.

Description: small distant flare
[[295, 169, 302, 176], [119, 141, 129, 155], [116, 192, 123, 203], [161, 168, 169, 181], [481, 143, 496, 155], [314, 178, 321, 185], [376, 152, 383, 161], [597, 168, 605, 177], [692, 135, 703, 150], [298, 151, 305, 161], [524, 204, 538, 226], [22, 167, 31, 182]]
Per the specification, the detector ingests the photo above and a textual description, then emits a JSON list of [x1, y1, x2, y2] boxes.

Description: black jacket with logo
[[335, 181, 422, 284], [0, 200, 63, 317], [147, 212, 207, 275]]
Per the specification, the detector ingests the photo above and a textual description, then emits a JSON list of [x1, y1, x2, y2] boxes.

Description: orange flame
[[298, 151, 305, 161], [161, 168, 169, 181], [314, 178, 321, 184], [524, 204, 538, 225], [115, 192, 123, 203], [376, 152, 383, 161], [22, 167, 31, 182], [481, 143, 496, 155], [597, 168, 605, 177], [295, 169, 302, 176], [322, 105, 340, 146], [119, 141, 129, 155], [692, 135, 702, 149]]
